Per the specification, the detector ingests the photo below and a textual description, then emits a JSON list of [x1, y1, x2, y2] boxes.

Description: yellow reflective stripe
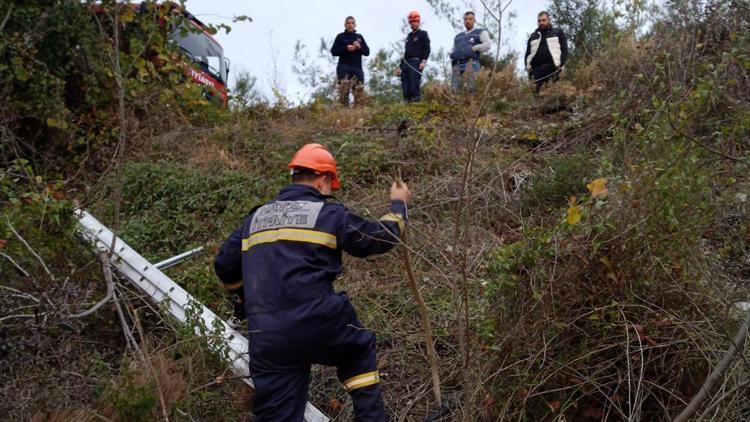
[[380, 212, 406, 234], [223, 280, 243, 290], [343, 371, 381, 392], [241, 228, 337, 251]]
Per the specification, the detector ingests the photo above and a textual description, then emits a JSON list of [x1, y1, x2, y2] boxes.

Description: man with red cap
[[214, 143, 411, 421], [395, 10, 430, 102]]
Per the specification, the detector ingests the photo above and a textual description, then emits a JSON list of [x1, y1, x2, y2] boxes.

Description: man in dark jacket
[[525, 11, 568, 95], [214, 143, 411, 421], [395, 10, 430, 102], [331, 16, 370, 107]]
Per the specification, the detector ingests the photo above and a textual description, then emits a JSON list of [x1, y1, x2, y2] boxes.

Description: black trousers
[[400, 58, 423, 102], [530, 63, 560, 94]]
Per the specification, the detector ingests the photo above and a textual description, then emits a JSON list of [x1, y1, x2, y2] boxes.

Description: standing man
[[214, 143, 411, 421], [395, 10, 430, 102], [331, 16, 370, 107], [450, 11, 491, 93], [525, 11, 568, 95]]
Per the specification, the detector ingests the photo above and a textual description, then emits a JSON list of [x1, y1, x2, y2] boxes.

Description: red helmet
[[407, 10, 421, 23], [288, 143, 341, 190]]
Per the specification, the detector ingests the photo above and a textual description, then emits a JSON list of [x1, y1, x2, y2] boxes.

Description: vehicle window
[[170, 20, 226, 83]]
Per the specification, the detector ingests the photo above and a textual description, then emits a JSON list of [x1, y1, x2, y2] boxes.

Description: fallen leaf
[[483, 394, 497, 417], [566, 205, 582, 225], [549, 401, 561, 411], [329, 398, 344, 412], [0, 239, 6, 249], [46, 116, 68, 130], [523, 131, 538, 141], [586, 177, 609, 198]]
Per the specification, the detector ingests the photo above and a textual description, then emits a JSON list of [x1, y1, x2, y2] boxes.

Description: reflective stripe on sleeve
[[241, 228, 337, 251], [380, 212, 406, 234], [343, 370, 381, 392], [223, 280, 244, 291]]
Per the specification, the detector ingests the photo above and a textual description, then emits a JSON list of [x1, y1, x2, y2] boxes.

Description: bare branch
[[0, 2, 13, 33], [66, 252, 115, 319], [0, 252, 30, 277], [400, 230, 442, 406], [6, 220, 54, 279], [673, 307, 750, 422]]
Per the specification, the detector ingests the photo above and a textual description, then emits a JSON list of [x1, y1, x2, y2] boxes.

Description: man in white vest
[[450, 11, 491, 93], [525, 11, 568, 95]]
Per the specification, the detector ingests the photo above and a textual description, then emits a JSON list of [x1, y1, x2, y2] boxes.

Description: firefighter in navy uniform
[[214, 143, 411, 421], [395, 10, 430, 102]]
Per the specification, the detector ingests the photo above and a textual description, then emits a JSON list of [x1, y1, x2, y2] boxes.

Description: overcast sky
[[186, 0, 548, 102]]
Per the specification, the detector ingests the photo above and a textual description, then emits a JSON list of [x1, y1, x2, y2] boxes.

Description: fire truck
[[169, 6, 230, 104], [96, 2, 231, 105]]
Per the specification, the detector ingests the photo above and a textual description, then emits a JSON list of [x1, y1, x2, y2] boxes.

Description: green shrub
[[522, 153, 593, 211], [117, 162, 283, 260]]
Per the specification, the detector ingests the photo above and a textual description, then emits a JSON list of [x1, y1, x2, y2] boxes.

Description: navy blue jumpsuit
[[399, 29, 430, 102], [214, 183, 406, 421]]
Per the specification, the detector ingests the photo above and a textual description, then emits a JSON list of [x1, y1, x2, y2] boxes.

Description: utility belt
[[404, 57, 423, 62]]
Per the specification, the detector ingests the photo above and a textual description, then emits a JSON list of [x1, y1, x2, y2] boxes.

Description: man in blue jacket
[[525, 11, 568, 95], [214, 144, 411, 421], [450, 11, 491, 93], [331, 16, 370, 107], [395, 10, 430, 102]]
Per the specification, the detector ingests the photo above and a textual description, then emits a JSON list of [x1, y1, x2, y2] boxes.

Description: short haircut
[[292, 171, 321, 185], [345, 16, 355, 22], [538, 11, 550, 18], [464, 11, 475, 17]]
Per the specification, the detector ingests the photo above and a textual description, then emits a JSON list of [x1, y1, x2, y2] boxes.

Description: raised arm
[[338, 182, 411, 258]]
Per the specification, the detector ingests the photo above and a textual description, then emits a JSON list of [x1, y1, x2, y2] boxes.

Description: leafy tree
[[230, 70, 264, 111], [0, 0, 231, 175], [292, 37, 337, 102]]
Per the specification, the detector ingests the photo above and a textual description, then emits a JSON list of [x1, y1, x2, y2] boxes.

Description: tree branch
[[673, 307, 750, 422], [6, 220, 54, 279], [400, 230, 442, 407], [66, 252, 115, 319], [0, 252, 30, 277], [0, 3, 13, 33]]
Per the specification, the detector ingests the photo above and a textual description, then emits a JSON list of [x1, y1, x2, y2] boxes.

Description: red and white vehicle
[[169, 8, 230, 104], [95, 2, 231, 105]]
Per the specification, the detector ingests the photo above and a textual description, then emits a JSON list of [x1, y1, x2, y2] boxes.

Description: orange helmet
[[407, 10, 421, 23], [288, 143, 341, 190]]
